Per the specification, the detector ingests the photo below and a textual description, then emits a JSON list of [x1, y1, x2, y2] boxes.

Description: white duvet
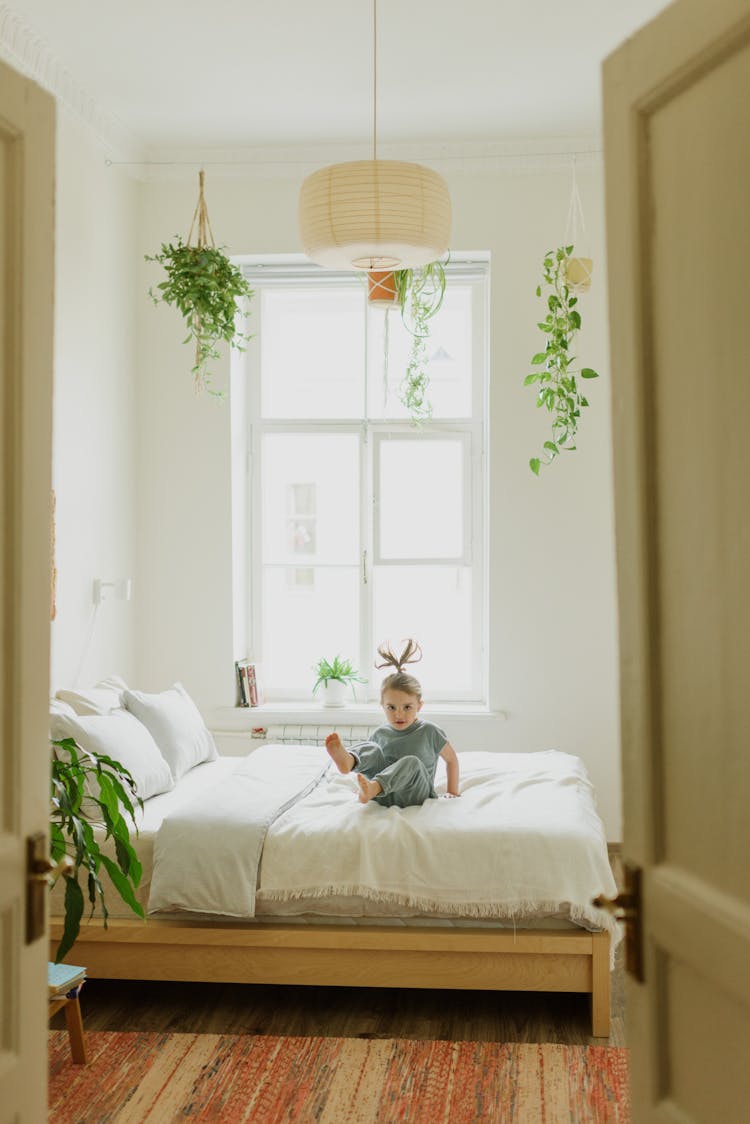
[[148, 745, 620, 952]]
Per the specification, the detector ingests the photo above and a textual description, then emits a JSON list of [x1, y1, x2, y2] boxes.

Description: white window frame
[[372, 430, 473, 566], [234, 256, 489, 703]]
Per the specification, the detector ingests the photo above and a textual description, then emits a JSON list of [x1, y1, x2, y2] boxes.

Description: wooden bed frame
[[49, 918, 611, 1037]]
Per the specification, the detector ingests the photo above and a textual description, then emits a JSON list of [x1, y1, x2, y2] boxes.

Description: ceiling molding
[[109, 137, 603, 183], [0, 3, 144, 165]]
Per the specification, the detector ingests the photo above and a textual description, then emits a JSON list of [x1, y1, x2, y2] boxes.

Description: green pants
[[351, 742, 435, 808]]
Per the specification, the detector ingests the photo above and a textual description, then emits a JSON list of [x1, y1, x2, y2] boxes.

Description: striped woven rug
[[49, 1031, 630, 1122]]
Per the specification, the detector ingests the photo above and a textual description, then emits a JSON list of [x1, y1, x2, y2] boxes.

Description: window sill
[[209, 701, 506, 735]]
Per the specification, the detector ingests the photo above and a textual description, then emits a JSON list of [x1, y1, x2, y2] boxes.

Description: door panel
[[604, 1, 750, 1120], [0, 58, 56, 1122]]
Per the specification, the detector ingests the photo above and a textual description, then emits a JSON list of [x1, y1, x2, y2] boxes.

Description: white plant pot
[[565, 256, 593, 293], [319, 679, 348, 708]]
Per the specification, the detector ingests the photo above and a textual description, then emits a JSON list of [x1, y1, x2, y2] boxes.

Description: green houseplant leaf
[[146, 236, 254, 397], [50, 737, 145, 962], [312, 655, 367, 696], [524, 245, 599, 472], [391, 260, 447, 424]]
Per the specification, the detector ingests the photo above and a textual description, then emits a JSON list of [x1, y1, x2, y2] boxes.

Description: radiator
[[253, 723, 374, 746]]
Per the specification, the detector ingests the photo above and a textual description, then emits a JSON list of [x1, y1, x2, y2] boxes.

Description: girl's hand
[[441, 792, 460, 799]]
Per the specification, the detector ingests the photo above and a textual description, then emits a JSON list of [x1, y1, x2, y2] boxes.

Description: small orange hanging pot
[[367, 270, 400, 306]]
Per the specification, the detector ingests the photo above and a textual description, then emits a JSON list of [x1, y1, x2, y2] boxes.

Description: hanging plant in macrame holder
[[563, 160, 594, 294], [145, 170, 254, 396], [523, 162, 599, 474]]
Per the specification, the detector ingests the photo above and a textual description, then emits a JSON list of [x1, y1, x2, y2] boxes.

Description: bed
[[48, 687, 620, 1038], [49, 685, 620, 1037]]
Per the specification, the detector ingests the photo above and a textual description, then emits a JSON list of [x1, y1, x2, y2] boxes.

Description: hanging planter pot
[[367, 270, 400, 306], [523, 245, 599, 475], [562, 162, 594, 294], [565, 256, 593, 293], [145, 170, 254, 396]]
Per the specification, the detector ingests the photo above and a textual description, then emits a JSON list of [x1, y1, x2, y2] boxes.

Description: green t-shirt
[[371, 719, 448, 784]]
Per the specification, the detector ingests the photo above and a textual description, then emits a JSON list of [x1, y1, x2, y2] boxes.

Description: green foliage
[[525, 245, 599, 473], [145, 236, 254, 396], [393, 261, 447, 423], [50, 737, 145, 962], [312, 655, 366, 695]]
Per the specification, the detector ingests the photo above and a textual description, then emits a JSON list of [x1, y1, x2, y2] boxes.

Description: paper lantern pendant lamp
[[299, 159, 451, 271]]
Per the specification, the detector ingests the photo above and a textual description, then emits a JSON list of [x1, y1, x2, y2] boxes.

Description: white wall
[[134, 162, 621, 837], [464, 168, 620, 834], [50, 110, 138, 692]]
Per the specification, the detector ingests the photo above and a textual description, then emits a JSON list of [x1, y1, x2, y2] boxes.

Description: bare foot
[[325, 732, 355, 774], [357, 774, 382, 804]]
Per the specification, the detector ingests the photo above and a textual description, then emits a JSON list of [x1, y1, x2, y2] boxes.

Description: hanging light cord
[[372, 0, 378, 162]]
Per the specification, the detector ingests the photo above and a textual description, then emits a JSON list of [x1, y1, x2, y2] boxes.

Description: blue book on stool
[[48, 962, 86, 997]]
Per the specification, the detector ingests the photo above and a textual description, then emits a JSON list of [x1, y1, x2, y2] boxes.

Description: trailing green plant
[[145, 172, 252, 396], [524, 244, 598, 474], [146, 236, 253, 396], [50, 737, 144, 962], [392, 260, 447, 423], [312, 655, 366, 696]]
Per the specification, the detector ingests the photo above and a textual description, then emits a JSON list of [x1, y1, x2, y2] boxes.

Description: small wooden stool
[[49, 985, 87, 1064]]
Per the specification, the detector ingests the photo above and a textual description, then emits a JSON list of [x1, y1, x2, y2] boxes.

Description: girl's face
[[381, 688, 422, 731]]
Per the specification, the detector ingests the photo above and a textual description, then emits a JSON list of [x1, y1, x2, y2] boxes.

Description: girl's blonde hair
[[375, 639, 423, 701]]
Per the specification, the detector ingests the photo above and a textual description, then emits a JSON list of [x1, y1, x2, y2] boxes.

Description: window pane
[[261, 287, 364, 418], [378, 438, 464, 559], [373, 566, 473, 694], [367, 284, 473, 420], [262, 434, 359, 565], [262, 565, 360, 692]]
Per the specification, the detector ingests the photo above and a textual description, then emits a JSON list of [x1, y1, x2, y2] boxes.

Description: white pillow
[[56, 676, 129, 716], [50, 697, 77, 719], [123, 682, 218, 780], [97, 674, 129, 692], [51, 711, 174, 801]]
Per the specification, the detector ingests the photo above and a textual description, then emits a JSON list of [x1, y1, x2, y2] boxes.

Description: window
[[235, 258, 488, 701]]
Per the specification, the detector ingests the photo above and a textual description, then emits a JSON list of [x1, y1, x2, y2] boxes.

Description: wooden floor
[[52, 947, 625, 1047]]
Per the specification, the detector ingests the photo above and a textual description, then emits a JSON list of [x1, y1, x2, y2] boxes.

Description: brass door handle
[[29, 854, 74, 884], [26, 832, 73, 944], [592, 890, 638, 918], [592, 862, 644, 982]]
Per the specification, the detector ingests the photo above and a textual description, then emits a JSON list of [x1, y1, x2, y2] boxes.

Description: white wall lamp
[[92, 578, 132, 606], [298, 0, 451, 271]]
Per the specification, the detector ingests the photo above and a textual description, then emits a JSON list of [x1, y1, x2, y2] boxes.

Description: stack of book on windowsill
[[235, 659, 261, 707]]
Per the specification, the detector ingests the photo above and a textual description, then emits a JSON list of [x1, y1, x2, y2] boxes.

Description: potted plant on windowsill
[[312, 656, 366, 708], [50, 737, 145, 962]]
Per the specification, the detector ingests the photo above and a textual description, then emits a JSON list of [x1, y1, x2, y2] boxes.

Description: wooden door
[[603, 0, 750, 1119], [0, 59, 56, 1121]]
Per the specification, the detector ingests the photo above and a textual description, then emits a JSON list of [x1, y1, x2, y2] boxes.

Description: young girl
[[325, 639, 460, 807]]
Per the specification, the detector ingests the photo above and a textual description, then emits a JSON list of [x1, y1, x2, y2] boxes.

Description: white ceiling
[[2, 1, 673, 154]]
